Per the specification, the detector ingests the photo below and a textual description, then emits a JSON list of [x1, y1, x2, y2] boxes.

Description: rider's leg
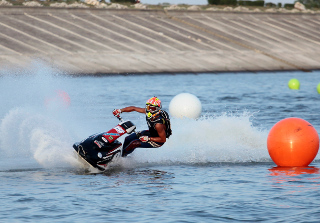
[[122, 130, 163, 157]]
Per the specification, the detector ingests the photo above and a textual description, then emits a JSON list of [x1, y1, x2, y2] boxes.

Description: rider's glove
[[112, 109, 122, 117], [139, 136, 149, 142]]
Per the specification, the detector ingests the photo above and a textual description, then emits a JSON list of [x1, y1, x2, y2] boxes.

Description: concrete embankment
[[0, 7, 320, 74]]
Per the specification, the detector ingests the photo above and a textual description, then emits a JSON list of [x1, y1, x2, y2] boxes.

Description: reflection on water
[[269, 166, 320, 177], [101, 168, 175, 191], [126, 169, 174, 189], [2, 70, 320, 222], [268, 166, 320, 193]]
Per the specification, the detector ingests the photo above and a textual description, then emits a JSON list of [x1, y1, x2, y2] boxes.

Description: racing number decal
[[114, 126, 125, 134]]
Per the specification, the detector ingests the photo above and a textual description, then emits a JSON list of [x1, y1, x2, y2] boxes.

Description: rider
[[112, 97, 170, 157]]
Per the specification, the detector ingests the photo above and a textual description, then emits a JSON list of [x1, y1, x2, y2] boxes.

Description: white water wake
[[0, 107, 81, 169], [0, 105, 271, 171], [0, 63, 82, 170], [130, 112, 271, 166], [0, 63, 274, 171]]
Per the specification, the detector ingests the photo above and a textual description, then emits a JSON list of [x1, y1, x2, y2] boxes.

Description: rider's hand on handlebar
[[112, 109, 122, 117]]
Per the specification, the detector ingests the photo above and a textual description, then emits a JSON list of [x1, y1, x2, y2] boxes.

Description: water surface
[[1, 65, 320, 222]]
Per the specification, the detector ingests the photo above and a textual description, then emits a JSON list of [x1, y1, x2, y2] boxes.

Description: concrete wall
[[0, 7, 320, 74]]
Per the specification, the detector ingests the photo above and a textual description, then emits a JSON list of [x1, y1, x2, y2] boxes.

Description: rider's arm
[[149, 123, 166, 143], [120, 106, 145, 114]]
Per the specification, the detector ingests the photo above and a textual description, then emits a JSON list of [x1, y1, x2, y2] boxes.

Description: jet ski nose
[[73, 143, 80, 150]]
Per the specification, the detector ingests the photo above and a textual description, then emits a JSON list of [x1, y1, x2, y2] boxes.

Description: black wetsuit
[[122, 113, 167, 157]]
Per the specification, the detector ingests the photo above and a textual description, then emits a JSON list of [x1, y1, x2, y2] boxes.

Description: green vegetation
[[208, 0, 319, 8], [284, 3, 294, 8], [265, 2, 276, 7], [208, 0, 237, 6], [0, 0, 319, 11], [111, 0, 136, 3], [238, 0, 265, 6], [297, 0, 320, 8]]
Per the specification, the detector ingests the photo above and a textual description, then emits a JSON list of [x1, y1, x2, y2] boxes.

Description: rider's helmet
[[145, 97, 161, 119]]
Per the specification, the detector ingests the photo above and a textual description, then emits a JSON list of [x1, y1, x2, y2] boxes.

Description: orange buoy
[[45, 89, 71, 109], [267, 117, 319, 167], [56, 89, 71, 107]]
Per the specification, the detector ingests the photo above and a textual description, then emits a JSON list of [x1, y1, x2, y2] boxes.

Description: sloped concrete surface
[[0, 7, 319, 74]]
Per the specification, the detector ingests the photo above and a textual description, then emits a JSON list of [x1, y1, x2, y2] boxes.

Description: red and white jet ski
[[73, 116, 136, 171]]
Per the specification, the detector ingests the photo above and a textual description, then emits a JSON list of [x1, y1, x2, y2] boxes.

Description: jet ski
[[73, 116, 136, 171]]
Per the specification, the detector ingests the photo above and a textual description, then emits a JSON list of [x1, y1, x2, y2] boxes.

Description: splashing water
[[0, 107, 270, 170], [0, 63, 272, 171], [0, 107, 80, 168], [0, 62, 81, 170], [131, 113, 270, 166]]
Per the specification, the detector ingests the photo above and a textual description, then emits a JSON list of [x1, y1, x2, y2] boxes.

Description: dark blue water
[[1, 64, 320, 222]]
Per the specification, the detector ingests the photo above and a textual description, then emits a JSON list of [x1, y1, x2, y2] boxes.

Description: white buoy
[[169, 93, 202, 119]]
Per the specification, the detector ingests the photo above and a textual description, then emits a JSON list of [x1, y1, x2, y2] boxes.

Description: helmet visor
[[146, 104, 158, 112]]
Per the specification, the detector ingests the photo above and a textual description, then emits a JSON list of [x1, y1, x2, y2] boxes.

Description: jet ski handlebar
[[115, 115, 123, 122]]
